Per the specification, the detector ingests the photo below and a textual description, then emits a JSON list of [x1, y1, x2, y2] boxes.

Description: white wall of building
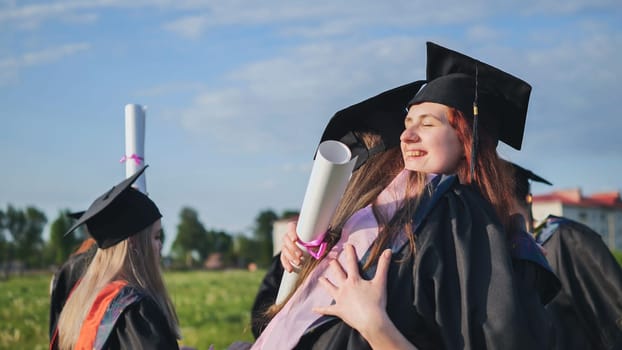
[[533, 201, 622, 250], [532, 202, 563, 225]]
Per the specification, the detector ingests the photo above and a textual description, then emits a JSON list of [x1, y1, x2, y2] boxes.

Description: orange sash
[[74, 280, 128, 350]]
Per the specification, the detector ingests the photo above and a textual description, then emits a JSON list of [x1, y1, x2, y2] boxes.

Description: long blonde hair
[[57, 221, 179, 349]]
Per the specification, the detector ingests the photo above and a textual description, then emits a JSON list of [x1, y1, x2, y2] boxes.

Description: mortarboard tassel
[[470, 64, 479, 180]]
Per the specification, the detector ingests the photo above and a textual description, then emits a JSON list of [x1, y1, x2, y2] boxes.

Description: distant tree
[[4, 205, 47, 268], [208, 229, 234, 265], [172, 207, 208, 268], [0, 208, 7, 244], [0, 208, 5, 238], [281, 210, 299, 220], [253, 209, 277, 266], [48, 210, 83, 265], [0, 208, 10, 278], [234, 235, 261, 268]]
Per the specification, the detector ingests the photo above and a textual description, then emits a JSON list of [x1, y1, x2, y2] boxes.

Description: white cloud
[[134, 82, 206, 97], [163, 15, 208, 39], [466, 25, 504, 42], [23, 43, 90, 65], [173, 36, 427, 155], [518, 0, 620, 15], [0, 43, 90, 85], [2, 0, 618, 39]]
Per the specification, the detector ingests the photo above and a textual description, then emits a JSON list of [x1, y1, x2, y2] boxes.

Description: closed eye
[[421, 115, 441, 127]]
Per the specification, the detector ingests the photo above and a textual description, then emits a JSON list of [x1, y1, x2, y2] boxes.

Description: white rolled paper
[[275, 140, 357, 304], [124, 104, 147, 193]]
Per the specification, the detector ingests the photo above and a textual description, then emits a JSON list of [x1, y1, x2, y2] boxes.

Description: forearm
[[359, 312, 418, 350]]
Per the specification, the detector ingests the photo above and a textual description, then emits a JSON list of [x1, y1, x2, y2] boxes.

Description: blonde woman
[[50, 166, 181, 350]]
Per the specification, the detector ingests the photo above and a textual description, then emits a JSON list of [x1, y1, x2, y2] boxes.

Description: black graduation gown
[[536, 215, 622, 350], [49, 246, 97, 339], [103, 295, 180, 350], [252, 177, 558, 349]]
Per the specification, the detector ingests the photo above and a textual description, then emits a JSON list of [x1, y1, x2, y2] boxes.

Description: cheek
[[153, 240, 162, 253], [446, 136, 465, 168], [435, 132, 464, 171]]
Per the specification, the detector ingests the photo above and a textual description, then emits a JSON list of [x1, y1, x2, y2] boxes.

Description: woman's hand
[[313, 245, 416, 349], [312, 244, 391, 335], [280, 221, 305, 273]]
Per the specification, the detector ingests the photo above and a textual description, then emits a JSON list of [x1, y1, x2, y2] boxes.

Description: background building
[[533, 189, 622, 250]]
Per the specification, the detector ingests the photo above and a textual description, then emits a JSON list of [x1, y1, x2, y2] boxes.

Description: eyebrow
[[407, 113, 441, 122], [420, 113, 441, 121]]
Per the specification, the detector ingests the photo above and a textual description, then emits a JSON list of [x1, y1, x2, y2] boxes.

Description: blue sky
[[1, 0, 621, 253]]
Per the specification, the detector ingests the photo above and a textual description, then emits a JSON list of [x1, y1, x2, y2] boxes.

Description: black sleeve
[[250, 253, 284, 339], [543, 220, 622, 350], [105, 297, 180, 350]]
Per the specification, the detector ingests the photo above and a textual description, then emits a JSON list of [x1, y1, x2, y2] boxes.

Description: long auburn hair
[[57, 221, 180, 349], [445, 107, 516, 230]]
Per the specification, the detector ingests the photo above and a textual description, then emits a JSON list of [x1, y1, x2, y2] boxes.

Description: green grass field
[[0, 269, 265, 350]]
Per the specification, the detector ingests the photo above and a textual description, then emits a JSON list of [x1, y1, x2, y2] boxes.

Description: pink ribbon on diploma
[[119, 154, 144, 165], [298, 232, 328, 259]]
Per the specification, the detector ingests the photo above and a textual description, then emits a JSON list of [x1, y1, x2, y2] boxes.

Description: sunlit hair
[[57, 221, 179, 349], [445, 107, 515, 230]]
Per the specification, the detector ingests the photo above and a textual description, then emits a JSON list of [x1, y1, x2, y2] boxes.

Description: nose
[[400, 126, 420, 143]]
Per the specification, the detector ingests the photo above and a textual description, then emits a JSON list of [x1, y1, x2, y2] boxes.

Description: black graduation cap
[[409, 42, 532, 150], [509, 162, 552, 201], [67, 211, 85, 220], [65, 165, 162, 249], [319, 80, 426, 170]]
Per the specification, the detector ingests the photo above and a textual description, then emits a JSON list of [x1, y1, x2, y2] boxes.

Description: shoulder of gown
[[105, 292, 180, 350], [539, 215, 622, 350]]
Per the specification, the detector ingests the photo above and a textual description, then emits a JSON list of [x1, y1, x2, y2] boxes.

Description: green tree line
[[0, 204, 298, 278], [3, 204, 622, 276]]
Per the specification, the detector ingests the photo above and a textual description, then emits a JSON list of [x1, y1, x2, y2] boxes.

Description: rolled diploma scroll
[[124, 104, 147, 193], [275, 140, 357, 304]]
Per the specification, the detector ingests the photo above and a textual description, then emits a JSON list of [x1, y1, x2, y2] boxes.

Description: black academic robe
[[536, 215, 622, 350], [49, 246, 97, 339], [252, 177, 559, 349], [103, 295, 180, 350]]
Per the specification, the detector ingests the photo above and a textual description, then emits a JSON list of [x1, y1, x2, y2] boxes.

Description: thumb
[[312, 305, 337, 317]]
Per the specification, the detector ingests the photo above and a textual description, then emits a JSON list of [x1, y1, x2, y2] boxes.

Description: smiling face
[[400, 102, 465, 175]]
